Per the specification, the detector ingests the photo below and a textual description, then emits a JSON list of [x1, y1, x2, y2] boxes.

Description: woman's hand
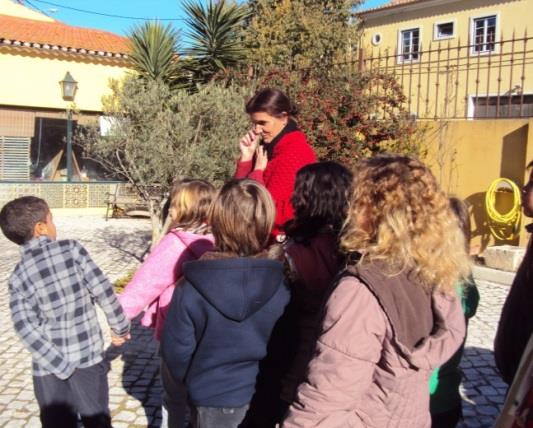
[[239, 130, 260, 162], [254, 145, 268, 171]]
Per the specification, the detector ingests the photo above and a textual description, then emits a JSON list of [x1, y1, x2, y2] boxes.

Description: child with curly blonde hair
[[283, 155, 471, 428]]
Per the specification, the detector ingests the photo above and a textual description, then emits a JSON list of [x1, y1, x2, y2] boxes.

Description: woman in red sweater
[[235, 88, 317, 240]]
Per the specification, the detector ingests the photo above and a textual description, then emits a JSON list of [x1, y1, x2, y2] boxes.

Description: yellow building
[[358, 0, 532, 249], [358, 0, 533, 120], [0, 0, 131, 183]]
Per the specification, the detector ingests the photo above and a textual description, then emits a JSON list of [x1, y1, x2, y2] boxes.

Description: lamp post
[[59, 72, 78, 181]]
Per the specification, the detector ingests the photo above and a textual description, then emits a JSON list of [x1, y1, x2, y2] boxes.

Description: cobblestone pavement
[[0, 215, 512, 427]]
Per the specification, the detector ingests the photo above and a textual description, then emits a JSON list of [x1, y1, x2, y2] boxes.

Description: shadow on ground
[[106, 317, 162, 427], [93, 228, 152, 263]]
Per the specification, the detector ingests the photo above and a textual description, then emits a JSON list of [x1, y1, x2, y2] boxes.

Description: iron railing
[[359, 32, 532, 119]]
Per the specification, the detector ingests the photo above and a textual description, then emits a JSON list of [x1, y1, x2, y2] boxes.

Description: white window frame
[[371, 32, 383, 46], [433, 19, 456, 41], [397, 26, 422, 64], [469, 13, 500, 55]]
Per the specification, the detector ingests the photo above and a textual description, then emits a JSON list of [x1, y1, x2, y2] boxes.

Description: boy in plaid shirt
[[0, 196, 131, 428]]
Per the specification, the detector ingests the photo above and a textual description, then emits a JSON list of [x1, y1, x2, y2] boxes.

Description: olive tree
[[77, 77, 249, 243]]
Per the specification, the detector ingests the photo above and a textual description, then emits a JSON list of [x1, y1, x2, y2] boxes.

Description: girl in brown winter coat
[[283, 155, 471, 428]]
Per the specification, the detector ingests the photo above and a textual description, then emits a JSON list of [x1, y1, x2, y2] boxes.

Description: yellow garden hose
[[485, 178, 522, 240]]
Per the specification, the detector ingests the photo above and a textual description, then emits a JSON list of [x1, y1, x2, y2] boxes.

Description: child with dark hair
[[429, 196, 480, 428], [280, 161, 353, 409], [161, 179, 290, 428], [238, 162, 354, 428], [0, 196, 130, 428]]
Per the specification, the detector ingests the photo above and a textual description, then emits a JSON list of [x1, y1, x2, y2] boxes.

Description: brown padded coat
[[282, 272, 465, 428]]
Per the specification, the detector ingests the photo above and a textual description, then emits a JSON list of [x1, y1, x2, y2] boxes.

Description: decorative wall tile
[[0, 182, 118, 210]]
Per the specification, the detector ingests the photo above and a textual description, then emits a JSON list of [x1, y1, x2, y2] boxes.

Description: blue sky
[[24, 0, 389, 36]]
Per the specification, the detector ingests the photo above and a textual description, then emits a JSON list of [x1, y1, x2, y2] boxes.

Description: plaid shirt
[[8, 236, 130, 379]]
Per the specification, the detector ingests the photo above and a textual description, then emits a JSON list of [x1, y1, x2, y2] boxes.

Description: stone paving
[[0, 215, 513, 428]]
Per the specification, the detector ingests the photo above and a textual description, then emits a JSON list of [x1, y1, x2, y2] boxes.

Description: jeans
[[191, 405, 249, 428]]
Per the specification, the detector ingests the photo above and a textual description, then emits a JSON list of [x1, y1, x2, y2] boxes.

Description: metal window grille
[[473, 95, 533, 118], [0, 137, 30, 180]]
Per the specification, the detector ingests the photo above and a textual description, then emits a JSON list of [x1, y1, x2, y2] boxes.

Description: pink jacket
[[118, 230, 214, 340], [283, 275, 465, 428]]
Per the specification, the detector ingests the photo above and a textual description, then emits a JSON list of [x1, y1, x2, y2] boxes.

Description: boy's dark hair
[[0, 196, 49, 245], [285, 161, 353, 243]]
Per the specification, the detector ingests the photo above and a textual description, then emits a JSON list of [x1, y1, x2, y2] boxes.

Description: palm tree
[[183, 0, 250, 82], [127, 21, 181, 85]]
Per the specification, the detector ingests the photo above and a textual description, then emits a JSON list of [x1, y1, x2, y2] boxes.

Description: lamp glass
[[60, 72, 78, 101]]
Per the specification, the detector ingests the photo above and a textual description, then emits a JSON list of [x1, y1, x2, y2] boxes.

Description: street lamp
[[59, 72, 78, 181]]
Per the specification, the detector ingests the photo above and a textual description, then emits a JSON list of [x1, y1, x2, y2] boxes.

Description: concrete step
[[472, 265, 516, 286]]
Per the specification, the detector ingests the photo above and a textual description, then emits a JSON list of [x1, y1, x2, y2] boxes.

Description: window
[[372, 33, 382, 46], [435, 21, 455, 40], [471, 94, 533, 118], [0, 137, 30, 180], [400, 28, 420, 62], [472, 15, 497, 53]]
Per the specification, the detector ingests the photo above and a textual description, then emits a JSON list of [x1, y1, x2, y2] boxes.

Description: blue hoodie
[[161, 254, 290, 408]]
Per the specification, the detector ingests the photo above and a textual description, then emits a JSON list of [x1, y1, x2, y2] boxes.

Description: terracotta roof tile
[[0, 14, 129, 55]]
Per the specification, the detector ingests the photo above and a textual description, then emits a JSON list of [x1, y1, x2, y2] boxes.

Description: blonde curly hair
[[341, 154, 471, 293]]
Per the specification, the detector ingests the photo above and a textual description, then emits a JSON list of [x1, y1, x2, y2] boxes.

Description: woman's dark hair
[[285, 161, 353, 243], [245, 88, 297, 118], [449, 196, 471, 246]]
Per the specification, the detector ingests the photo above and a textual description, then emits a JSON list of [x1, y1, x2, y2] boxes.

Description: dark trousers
[[33, 361, 112, 428], [431, 405, 463, 428]]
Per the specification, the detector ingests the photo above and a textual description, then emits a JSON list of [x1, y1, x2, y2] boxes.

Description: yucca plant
[[128, 21, 182, 85], [183, 0, 250, 82]]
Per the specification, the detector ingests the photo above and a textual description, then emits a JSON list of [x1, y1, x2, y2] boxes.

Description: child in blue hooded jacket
[[161, 179, 290, 428]]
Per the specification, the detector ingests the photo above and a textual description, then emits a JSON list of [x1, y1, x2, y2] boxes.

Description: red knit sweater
[[234, 130, 317, 237]]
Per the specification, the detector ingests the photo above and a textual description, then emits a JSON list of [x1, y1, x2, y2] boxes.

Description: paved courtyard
[[0, 215, 513, 427]]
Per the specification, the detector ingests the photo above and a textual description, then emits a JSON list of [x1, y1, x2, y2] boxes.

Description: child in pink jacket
[[118, 178, 215, 428]]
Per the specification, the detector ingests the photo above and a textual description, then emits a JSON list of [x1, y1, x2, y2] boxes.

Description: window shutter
[[0, 136, 30, 180]]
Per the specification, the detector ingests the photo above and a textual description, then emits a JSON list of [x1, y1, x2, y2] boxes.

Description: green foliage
[[183, 0, 250, 83], [258, 68, 424, 165], [113, 269, 135, 294], [78, 77, 249, 199], [244, 0, 361, 72], [127, 21, 181, 85]]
